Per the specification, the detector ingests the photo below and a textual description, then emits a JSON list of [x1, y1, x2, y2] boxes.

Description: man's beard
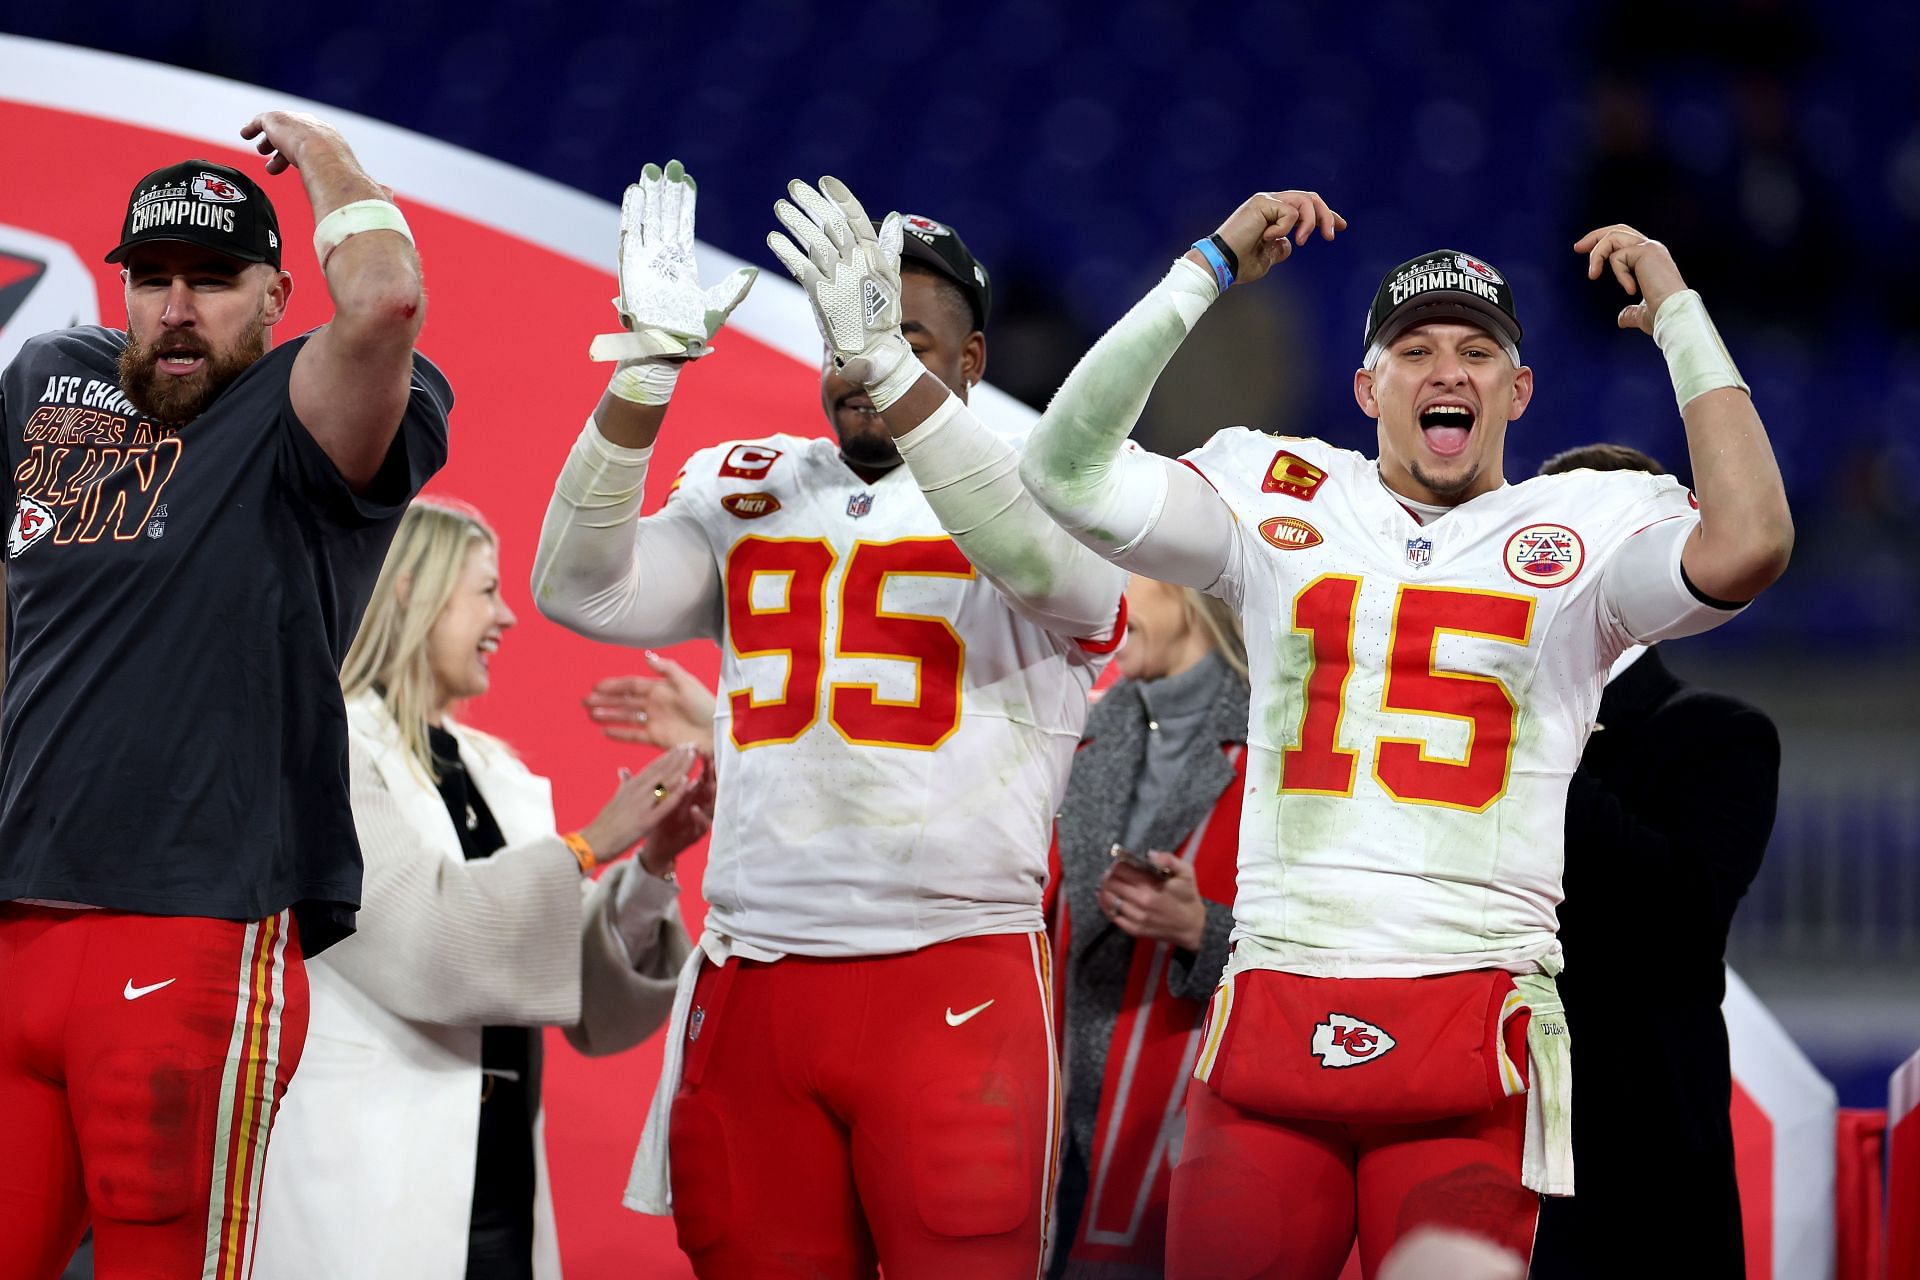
[[118, 320, 267, 427], [1410, 456, 1480, 500], [838, 423, 902, 471]]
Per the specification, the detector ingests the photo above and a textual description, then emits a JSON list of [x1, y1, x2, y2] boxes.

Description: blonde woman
[[1049, 577, 1251, 1279], [255, 500, 706, 1280]]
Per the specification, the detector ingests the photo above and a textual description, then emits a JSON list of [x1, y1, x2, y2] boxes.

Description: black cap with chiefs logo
[[896, 213, 991, 332], [104, 160, 281, 269], [1363, 249, 1521, 359]]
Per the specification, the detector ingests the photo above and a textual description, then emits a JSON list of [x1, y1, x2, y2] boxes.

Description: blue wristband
[[1191, 237, 1234, 292]]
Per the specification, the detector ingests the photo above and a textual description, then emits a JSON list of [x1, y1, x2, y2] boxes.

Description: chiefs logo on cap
[[1454, 253, 1501, 283], [1503, 522, 1585, 588], [1262, 450, 1327, 501], [191, 173, 246, 203], [720, 445, 782, 480], [902, 215, 950, 237]]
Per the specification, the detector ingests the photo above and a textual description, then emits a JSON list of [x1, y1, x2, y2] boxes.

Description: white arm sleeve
[[1601, 514, 1746, 644], [1018, 258, 1236, 589], [892, 393, 1125, 638], [531, 419, 721, 646]]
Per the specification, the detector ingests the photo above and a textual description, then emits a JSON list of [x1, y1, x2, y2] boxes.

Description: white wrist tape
[[1652, 289, 1748, 412], [862, 339, 923, 413], [608, 360, 681, 406], [313, 199, 415, 268]]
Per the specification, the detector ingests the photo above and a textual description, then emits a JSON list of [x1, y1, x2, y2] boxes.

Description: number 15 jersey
[[1182, 430, 1739, 978], [665, 433, 1118, 957]]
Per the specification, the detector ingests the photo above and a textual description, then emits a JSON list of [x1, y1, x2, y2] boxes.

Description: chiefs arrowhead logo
[[1311, 1013, 1396, 1068], [9, 496, 54, 557], [190, 172, 247, 203], [720, 491, 780, 519]]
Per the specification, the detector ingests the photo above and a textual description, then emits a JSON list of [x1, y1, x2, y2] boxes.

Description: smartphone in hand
[[1108, 843, 1173, 877]]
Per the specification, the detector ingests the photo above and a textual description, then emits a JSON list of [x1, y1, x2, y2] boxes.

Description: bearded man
[[0, 111, 449, 1280]]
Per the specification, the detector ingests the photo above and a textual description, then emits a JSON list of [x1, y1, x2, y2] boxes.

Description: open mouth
[[155, 344, 208, 377], [1417, 401, 1477, 458], [837, 393, 878, 420], [477, 635, 500, 669]]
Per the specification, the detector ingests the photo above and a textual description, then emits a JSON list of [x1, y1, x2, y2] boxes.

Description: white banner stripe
[[202, 920, 262, 1279]]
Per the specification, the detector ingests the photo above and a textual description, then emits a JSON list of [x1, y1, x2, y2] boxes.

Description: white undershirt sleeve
[[1601, 514, 1746, 644], [531, 418, 721, 646], [1018, 258, 1236, 590], [892, 393, 1126, 639]]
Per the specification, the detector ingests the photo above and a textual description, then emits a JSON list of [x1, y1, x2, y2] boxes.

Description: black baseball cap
[[896, 213, 991, 332], [1363, 249, 1521, 365], [104, 160, 282, 269]]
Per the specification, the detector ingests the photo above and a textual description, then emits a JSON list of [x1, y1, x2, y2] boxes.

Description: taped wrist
[[847, 334, 920, 412], [608, 361, 680, 406], [314, 199, 414, 269], [554, 417, 654, 517], [1652, 290, 1749, 411]]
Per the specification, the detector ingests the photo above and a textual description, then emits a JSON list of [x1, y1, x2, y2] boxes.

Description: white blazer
[[255, 693, 687, 1280]]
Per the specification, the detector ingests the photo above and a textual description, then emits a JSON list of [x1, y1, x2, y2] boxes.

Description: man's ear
[[962, 331, 986, 391], [1508, 365, 1534, 422], [1353, 368, 1380, 419], [262, 267, 293, 326]]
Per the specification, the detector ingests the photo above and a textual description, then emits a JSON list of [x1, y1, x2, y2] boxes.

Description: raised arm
[[244, 112, 423, 492], [763, 178, 1121, 635], [1575, 226, 1793, 602], [1019, 190, 1346, 590], [531, 161, 756, 646]]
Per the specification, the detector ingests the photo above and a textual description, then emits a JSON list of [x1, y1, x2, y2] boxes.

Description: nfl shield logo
[[1405, 536, 1433, 568], [847, 492, 873, 519]]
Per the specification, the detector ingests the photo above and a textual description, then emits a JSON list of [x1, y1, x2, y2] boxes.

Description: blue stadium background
[[4, 0, 1916, 1105]]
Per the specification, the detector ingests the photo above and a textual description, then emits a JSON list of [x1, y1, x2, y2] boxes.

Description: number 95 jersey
[[668, 434, 1117, 957], [1182, 430, 1740, 979]]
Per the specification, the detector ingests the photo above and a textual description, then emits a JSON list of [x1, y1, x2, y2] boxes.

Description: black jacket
[[1530, 647, 1780, 1280]]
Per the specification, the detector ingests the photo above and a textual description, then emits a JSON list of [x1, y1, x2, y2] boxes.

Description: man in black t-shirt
[[0, 112, 449, 1280]]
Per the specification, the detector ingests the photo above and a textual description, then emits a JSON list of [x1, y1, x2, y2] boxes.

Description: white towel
[[1514, 972, 1574, 1196]]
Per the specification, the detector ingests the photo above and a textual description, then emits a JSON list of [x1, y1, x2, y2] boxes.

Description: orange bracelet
[[560, 831, 597, 874]]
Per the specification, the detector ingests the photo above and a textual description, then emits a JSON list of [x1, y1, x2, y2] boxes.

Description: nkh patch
[[720, 491, 780, 519], [846, 492, 873, 519], [1258, 516, 1321, 550], [1503, 523, 1585, 588], [1261, 449, 1327, 501], [1311, 1013, 1396, 1068]]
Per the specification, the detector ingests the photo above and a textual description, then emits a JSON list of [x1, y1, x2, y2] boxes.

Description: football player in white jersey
[[1017, 189, 1792, 1277], [533, 165, 1124, 1278]]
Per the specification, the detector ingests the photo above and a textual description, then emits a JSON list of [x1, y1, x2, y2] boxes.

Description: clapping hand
[[584, 651, 718, 753]]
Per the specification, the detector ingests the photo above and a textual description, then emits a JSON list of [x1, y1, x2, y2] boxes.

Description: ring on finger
[[633, 709, 649, 724]]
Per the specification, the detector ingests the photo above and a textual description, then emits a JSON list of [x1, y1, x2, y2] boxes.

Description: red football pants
[[0, 904, 308, 1280], [668, 931, 1059, 1279], [1167, 1079, 1536, 1280]]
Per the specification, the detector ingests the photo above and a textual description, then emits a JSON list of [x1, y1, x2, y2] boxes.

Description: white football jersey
[[663, 433, 1116, 956], [1183, 430, 1736, 977]]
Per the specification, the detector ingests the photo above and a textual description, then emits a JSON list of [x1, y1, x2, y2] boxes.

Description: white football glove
[[766, 177, 923, 411], [592, 159, 757, 404]]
